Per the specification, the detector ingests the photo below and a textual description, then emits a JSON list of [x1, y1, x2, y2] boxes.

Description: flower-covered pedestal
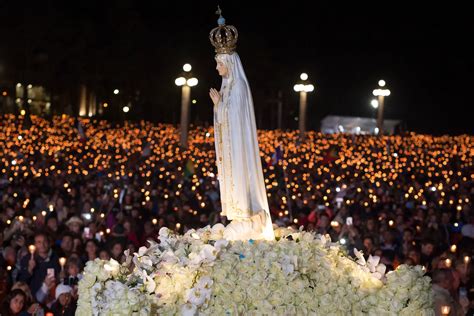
[[77, 225, 434, 315]]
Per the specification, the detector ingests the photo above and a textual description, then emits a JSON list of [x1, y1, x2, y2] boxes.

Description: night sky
[[1, 1, 472, 135]]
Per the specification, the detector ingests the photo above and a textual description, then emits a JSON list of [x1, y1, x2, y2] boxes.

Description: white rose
[[80, 273, 97, 289], [96, 268, 110, 282], [231, 289, 245, 303], [103, 258, 120, 278]]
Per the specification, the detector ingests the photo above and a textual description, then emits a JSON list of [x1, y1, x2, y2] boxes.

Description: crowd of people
[[0, 113, 472, 315]]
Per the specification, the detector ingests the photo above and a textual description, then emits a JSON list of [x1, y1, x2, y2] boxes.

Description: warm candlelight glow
[[59, 257, 67, 267], [0, 110, 470, 302], [441, 305, 450, 315], [28, 245, 36, 254], [445, 258, 452, 268]]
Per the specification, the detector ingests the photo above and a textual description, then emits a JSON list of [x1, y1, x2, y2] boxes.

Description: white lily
[[367, 255, 380, 273], [214, 239, 229, 251], [181, 303, 197, 316], [353, 248, 366, 266], [185, 287, 207, 306], [138, 246, 148, 257], [141, 271, 156, 294], [200, 244, 218, 262], [196, 276, 213, 290]]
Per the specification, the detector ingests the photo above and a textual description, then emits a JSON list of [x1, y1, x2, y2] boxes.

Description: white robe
[[213, 53, 274, 240]]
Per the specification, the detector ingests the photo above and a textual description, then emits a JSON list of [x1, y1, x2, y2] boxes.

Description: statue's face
[[216, 60, 228, 77]]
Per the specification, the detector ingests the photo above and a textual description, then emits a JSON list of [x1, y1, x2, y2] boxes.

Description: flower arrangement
[[77, 225, 433, 315]]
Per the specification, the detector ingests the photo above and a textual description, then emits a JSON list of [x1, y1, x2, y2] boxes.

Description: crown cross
[[209, 6, 238, 54]]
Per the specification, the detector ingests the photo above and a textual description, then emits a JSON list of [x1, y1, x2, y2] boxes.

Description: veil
[[215, 53, 274, 240]]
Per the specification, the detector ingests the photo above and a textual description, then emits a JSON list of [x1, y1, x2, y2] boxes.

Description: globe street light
[[175, 64, 198, 148], [294, 73, 314, 141], [183, 63, 192, 72], [372, 80, 390, 135], [370, 99, 379, 109]]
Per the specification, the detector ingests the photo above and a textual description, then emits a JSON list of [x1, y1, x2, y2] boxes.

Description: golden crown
[[209, 6, 238, 54]]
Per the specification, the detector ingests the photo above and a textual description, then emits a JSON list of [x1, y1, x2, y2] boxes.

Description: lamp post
[[175, 63, 198, 149], [293, 73, 314, 141], [372, 80, 390, 135], [370, 99, 379, 135]]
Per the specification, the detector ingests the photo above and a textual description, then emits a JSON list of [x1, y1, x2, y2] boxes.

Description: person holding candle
[[431, 269, 464, 316], [18, 232, 60, 298]]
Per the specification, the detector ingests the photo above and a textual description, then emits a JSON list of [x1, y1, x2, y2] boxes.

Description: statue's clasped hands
[[209, 88, 221, 106]]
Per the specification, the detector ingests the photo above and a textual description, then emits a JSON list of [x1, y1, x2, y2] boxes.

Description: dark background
[[0, 1, 472, 134]]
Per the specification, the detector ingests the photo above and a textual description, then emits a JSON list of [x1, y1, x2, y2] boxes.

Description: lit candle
[[28, 245, 36, 255], [59, 257, 67, 269], [445, 258, 452, 268], [152, 218, 158, 225], [441, 305, 450, 315], [450, 245, 457, 253]]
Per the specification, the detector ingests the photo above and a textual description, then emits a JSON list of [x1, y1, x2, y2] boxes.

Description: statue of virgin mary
[[209, 7, 274, 241]]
